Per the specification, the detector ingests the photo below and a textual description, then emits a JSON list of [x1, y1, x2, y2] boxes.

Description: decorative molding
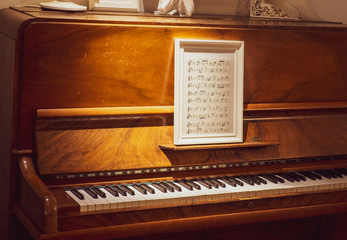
[[250, 0, 297, 19]]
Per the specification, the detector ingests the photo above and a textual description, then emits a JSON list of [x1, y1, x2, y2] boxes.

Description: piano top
[[6, 6, 347, 30]]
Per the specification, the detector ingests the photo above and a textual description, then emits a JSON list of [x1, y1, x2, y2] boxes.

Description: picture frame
[[174, 39, 244, 145], [89, 0, 144, 12]]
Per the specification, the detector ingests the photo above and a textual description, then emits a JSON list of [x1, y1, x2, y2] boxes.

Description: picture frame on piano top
[[174, 39, 244, 146], [88, 0, 144, 12]]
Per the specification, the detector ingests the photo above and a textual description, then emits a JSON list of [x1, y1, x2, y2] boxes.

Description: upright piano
[[0, 7, 347, 240]]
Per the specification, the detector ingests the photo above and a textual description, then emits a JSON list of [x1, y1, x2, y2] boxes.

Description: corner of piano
[[16, 155, 58, 235]]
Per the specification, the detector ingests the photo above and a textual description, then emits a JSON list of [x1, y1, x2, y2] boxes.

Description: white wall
[[312, 0, 347, 23], [1, 0, 346, 23]]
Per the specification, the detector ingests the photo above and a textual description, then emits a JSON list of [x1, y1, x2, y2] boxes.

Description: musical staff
[[183, 55, 235, 136]]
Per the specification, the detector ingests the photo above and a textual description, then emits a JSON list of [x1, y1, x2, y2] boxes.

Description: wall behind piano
[[0, 0, 347, 23]]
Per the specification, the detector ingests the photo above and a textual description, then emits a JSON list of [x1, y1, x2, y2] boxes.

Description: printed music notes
[[174, 39, 244, 145], [184, 55, 234, 136]]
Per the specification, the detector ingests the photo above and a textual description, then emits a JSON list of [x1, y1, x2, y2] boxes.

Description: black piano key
[[325, 169, 341, 178], [140, 184, 155, 194], [220, 177, 237, 187], [104, 186, 118, 197], [270, 174, 285, 183], [151, 183, 167, 193], [286, 172, 301, 182], [209, 178, 226, 188], [185, 180, 201, 190], [175, 180, 193, 191], [249, 175, 261, 185], [291, 172, 306, 181], [203, 178, 219, 188], [313, 170, 332, 179], [151, 182, 167, 193], [195, 179, 212, 189], [161, 182, 175, 192], [111, 185, 127, 196], [91, 187, 106, 198], [259, 174, 278, 184], [308, 171, 322, 180], [120, 185, 135, 195], [297, 171, 316, 181], [275, 173, 295, 182], [236, 176, 254, 186], [71, 189, 84, 200], [228, 177, 244, 186], [253, 175, 267, 185], [334, 168, 347, 176], [166, 182, 182, 192], [319, 169, 335, 178], [132, 184, 147, 195], [331, 169, 344, 178], [83, 188, 98, 199]]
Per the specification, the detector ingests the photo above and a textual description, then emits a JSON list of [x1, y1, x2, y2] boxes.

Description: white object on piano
[[89, 0, 144, 12], [40, 1, 87, 12], [155, 0, 195, 17], [155, 0, 179, 15], [178, 0, 195, 17]]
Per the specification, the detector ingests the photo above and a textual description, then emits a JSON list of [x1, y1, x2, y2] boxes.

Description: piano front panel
[[35, 107, 347, 175], [19, 18, 347, 149]]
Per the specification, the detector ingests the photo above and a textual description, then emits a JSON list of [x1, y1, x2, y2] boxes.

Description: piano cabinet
[[1, 6, 347, 240]]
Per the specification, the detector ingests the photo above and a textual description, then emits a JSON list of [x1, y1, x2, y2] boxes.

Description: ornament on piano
[[155, 0, 195, 17], [251, 0, 323, 21]]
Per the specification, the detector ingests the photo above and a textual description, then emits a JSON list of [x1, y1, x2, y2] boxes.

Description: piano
[[0, 6, 347, 240]]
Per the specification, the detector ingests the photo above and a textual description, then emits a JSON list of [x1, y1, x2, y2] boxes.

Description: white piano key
[[169, 182, 202, 205], [112, 185, 147, 209], [136, 189, 161, 207], [331, 176, 347, 189], [126, 186, 150, 207], [98, 187, 119, 210], [191, 184, 217, 203], [65, 190, 88, 212], [83, 189, 109, 211], [69, 189, 97, 211], [337, 175, 347, 188]]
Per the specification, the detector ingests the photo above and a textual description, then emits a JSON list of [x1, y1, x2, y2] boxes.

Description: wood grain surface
[[15, 15, 347, 150]]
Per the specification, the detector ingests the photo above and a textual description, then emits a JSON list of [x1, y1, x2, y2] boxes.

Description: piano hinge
[[252, 136, 262, 142], [12, 149, 34, 156]]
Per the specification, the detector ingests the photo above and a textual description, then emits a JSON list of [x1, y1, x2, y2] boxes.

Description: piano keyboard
[[65, 168, 347, 212]]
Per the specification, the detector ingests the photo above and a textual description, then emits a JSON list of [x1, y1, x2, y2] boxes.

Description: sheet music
[[182, 52, 235, 138]]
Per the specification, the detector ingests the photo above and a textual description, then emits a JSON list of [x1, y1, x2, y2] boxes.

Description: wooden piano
[[1, 6, 347, 240]]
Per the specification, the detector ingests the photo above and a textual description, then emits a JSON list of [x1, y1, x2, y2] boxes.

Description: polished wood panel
[[17, 14, 347, 149], [0, 30, 16, 240], [0, 8, 34, 240], [36, 108, 346, 174], [37, 106, 174, 117], [18, 156, 57, 234]]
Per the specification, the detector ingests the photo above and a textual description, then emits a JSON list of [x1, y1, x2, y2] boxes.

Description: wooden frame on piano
[[174, 39, 244, 145]]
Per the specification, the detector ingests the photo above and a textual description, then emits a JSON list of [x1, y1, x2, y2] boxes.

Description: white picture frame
[[89, 0, 144, 12], [174, 39, 244, 145]]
